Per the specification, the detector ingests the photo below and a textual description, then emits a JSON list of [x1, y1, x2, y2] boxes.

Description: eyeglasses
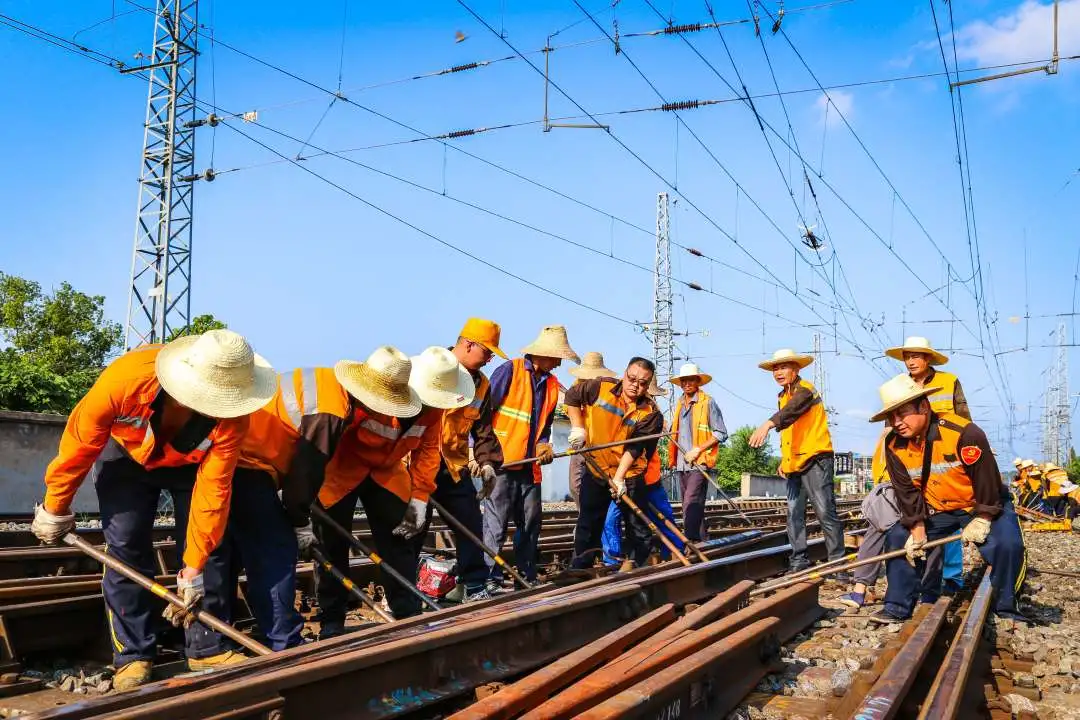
[[624, 374, 652, 388], [468, 342, 494, 360]]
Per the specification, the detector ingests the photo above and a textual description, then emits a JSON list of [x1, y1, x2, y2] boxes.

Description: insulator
[[686, 248, 704, 257], [448, 62, 480, 74], [203, 168, 216, 182], [207, 113, 220, 127], [686, 282, 704, 291], [662, 99, 701, 112], [664, 22, 703, 34], [178, 173, 200, 182], [446, 128, 478, 139]]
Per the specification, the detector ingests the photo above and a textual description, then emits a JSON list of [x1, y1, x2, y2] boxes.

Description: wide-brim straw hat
[[647, 378, 668, 397], [885, 336, 949, 366], [569, 351, 616, 380], [670, 362, 712, 385], [759, 348, 814, 371], [521, 325, 581, 364], [335, 346, 421, 418], [1020, 459, 1035, 470], [869, 374, 943, 423], [155, 329, 277, 419], [410, 347, 475, 410], [1013, 457, 1024, 467]]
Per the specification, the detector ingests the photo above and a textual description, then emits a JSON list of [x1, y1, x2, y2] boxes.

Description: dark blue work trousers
[[227, 468, 304, 651], [96, 453, 230, 667], [482, 469, 542, 582], [883, 490, 1026, 618]]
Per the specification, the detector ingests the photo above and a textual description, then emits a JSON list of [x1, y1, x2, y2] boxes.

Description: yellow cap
[[459, 318, 507, 359]]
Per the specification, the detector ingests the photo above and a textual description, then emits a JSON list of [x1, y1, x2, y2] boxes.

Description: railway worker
[[564, 357, 664, 569], [839, 426, 892, 608], [567, 352, 618, 505], [886, 337, 970, 593], [31, 330, 277, 690], [601, 379, 682, 568], [668, 362, 728, 543], [426, 320, 506, 604], [484, 325, 579, 587], [1022, 463, 1047, 512], [299, 346, 471, 632], [869, 375, 1028, 625], [749, 349, 845, 574], [1041, 463, 1072, 516]]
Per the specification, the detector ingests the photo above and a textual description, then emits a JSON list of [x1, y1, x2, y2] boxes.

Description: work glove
[[31, 504, 75, 545], [536, 443, 555, 466], [393, 498, 428, 539], [904, 535, 926, 567], [474, 464, 497, 501], [163, 570, 205, 629], [611, 477, 627, 499], [567, 427, 587, 451], [294, 522, 316, 560], [961, 517, 992, 545], [467, 459, 481, 477]]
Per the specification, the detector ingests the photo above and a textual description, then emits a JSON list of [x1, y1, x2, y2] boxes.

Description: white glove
[[163, 570, 205, 629], [962, 517, 992, 545], [568, 427, 587, 451], [611, 477, 627, 499], [295, 522, 316, 560], [904, 534, 926, 567], [475, 464, 497, 501], [31, 504, 75, 545], [393, 498, 428, 539]]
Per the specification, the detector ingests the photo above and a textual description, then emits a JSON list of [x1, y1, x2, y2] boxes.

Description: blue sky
[[2, 0, 1078, 460]]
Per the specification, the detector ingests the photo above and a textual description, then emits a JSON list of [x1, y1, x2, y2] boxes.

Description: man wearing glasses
[[868, 375, 1028, 624], [564, 357, 663, 569]]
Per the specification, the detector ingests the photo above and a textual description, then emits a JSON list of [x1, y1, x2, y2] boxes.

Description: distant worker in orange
[[567, 352, 618, 504], [32, 330, 277, 690], [484, 326, 579, 587]]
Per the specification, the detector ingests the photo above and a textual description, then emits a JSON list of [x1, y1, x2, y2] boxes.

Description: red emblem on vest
[[960, 446, 982, 465]]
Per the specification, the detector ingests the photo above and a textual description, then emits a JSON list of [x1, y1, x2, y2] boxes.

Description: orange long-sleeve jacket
[[43, 346, 248, 570]]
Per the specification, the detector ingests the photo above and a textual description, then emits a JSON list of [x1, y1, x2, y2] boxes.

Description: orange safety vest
[[43, 345, 248, 570], [1044, 466, 1069, 497], [491, 358, 559, 484], [870, 427, 891, 484], [644, 449, 662, 486], [583, 380, 657, 479], [440, 371, 489, 480], [320, 406, 444, 507], [777, 378, 833, 474], [921, 370, 960, 416], [239, 367, 353, 482], [669, 391, 720, 469], [888, 413, 975, 513]]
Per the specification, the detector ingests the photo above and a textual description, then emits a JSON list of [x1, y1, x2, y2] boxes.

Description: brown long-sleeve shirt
[[466, 368, 503, 470], [769, 381, 815, 430]]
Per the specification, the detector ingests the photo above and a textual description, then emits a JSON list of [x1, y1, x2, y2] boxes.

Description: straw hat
[[155, 329, 277, 419], [410, 347, 475, 410], [758, 348, 814, 371], [521, 325, 580, 363], [647, 377, 668, 397], [670, 362, 712, 386], [335, 346, 421, 418], [868, 374, 943, 422], [885, 336, 949, 366], [1020, 459, 1035, 470], [569, 351, 616, 380], [459, 318, 507, 359], [1013, 457, 1023, 467]]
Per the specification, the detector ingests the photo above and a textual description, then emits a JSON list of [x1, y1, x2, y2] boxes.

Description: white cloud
[[843, 408, 872, 420], [954, 0, 1080, 66], [815, 90, 854, 128]]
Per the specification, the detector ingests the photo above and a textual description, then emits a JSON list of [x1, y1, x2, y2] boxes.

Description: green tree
[[0, 273, 122, 413], [1067, 448, 1080, 485], [712, 425, 781, 492], [165, 313, 227, 342]]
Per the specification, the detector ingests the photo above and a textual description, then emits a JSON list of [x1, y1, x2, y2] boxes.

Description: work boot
[[187, 650, 248, 672], [319, 621, 346, 640], [113, 660, 152, 691], [462, 587, 493, 604], [444, 584, 465, 603], [618, 558, 635, 573]]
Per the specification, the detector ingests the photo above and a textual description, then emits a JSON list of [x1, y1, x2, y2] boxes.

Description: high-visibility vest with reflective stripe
[[583, 380, 656, 479], [669, 391, 719, 469], [888, 413, 974, 513], [440, 372, 489, 479], [1043, 466, 1069, 497], [870, 428, 891, 484], [321, 406, 444, 506], [491, 358, 559, 484], [778, 379, 833, 474], [239, 367, 351, 482], [922, 370, 959, 416]]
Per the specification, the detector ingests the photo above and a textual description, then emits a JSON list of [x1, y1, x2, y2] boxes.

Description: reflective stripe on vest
[[584, 380, 655, 479], [923, 371, 958, 416], [490, 358, 559, 483], [361, 418, 400, 441], [890, 413, 975, 513]]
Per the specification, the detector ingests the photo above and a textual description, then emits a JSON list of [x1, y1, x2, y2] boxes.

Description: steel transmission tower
[[1042, 323, 1071, 465], [811, 332, 833, 417], [653, 192, 674, 395], [125, 0, 201, 348]]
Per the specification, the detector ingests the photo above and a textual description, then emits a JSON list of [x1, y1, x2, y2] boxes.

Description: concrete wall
[[0, 410, 100, 513], [740, 472, 788, 498]]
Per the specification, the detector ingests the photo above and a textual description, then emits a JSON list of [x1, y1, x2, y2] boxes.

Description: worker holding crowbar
[[31, 330, 279, 691], [564, 356, 684, 569]]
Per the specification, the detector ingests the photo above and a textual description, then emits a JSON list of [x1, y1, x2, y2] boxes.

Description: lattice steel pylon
[[1041, 323, 1071, 465], [653, 192, 674, 396], [811, 332, 834, 416], [125, 0, 200, 349]]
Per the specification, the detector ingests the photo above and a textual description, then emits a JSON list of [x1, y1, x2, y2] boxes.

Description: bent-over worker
[[567, 352, 618, 505], [32, 330, 277, 690]]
